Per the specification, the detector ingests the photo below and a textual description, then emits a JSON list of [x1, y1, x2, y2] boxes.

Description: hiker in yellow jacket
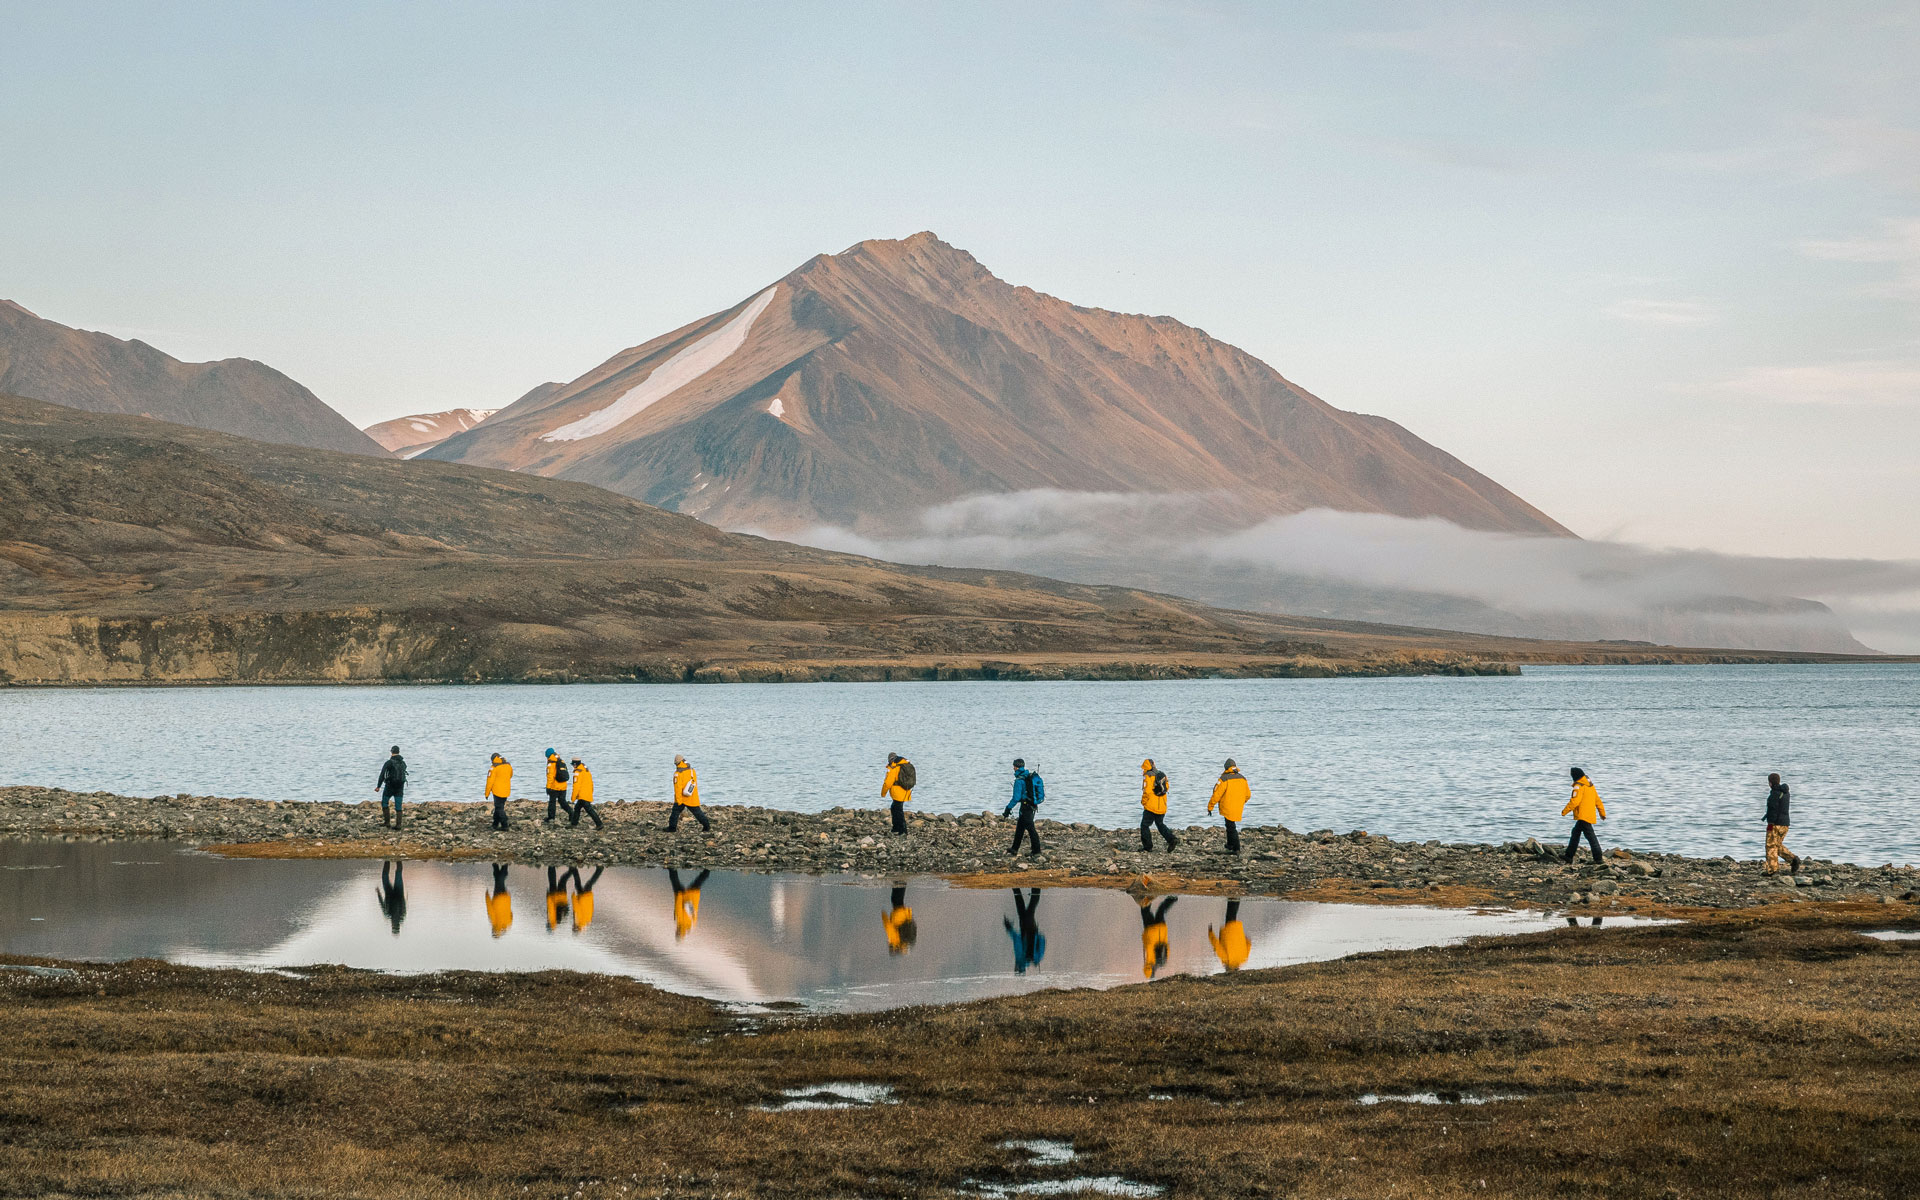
[[670, 868, 709, 940], [1208, 898, 1250, 971], [543, 749, 569, 824], [568, 759, 603, 829], [1139, 759, 1178, 852], [1207, 758, 1252, 854], [485, 863, 513, 938], [484, 754, 513, 830], [882, 883, 917, 955], [1139, 894, 1177, 978], [1561, 767, 1607, 864], [668, 756, 710, 832], [882, 753, 914, 835]]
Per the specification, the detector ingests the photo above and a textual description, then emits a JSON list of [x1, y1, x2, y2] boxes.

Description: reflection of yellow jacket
[[674, 888, 701, 939], [546, 755, 564, 791], [1562, 779, 1606, 824], [545, 887, 566, 930], [674, 763, 700, 807], [883, 905, 914, 954], [1141, 764, 1168, 816], [1208, 921, 1250, 971], [486, 889, 512, 937], [1142, 919, 1169, 979], [882, 761, 912, 805], [1208, 771, 1250, 822], [572, 888, 595, 933], [486, 758, 512, 799]]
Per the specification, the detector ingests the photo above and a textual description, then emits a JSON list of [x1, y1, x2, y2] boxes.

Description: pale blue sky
[[3, 1, 1917, 557]]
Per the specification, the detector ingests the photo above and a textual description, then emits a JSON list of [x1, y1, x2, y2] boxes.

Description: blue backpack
[[1026, 773, 1045, 805]]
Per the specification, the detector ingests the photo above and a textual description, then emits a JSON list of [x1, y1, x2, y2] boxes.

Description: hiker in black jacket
[[375, 746, 407, 828], [1764, 773, 1801, 875]]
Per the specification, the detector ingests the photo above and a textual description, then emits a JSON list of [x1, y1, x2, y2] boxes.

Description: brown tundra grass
[[1, 905, 1916, 1199]]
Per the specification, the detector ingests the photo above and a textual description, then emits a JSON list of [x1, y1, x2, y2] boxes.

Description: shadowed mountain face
[[425, 234, 1568, 537], [364, 407, 500, 458], [0, 300, 385, 456]]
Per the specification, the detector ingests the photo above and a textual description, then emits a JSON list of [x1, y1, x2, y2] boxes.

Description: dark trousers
[[546, 788, 567, 821], [1009, 804, 1041, 856], [569, 799, 602, 829], [491, 796, 509, 829], [1140, 810, 1177, 851], [1223, 818, 1239, 853], [890, 800, 907, 834], [1565, 820, 1602, 863], [668, 803, 710, 832], [381, 788, 404, 825]]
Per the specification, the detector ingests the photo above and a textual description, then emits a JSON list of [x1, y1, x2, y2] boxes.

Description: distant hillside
[[426, 233, 1568, 537], [0, 299, 384, 456], [2, 393, 1843, 685], [365, 407, 499, 457]]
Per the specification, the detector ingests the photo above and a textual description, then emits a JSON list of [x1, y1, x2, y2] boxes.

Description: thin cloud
[[783, 494, 1920, 654], [1800, 216, 1920, 301], [1604, 298, 1716, 326], [1707, 361, 1920, 406]]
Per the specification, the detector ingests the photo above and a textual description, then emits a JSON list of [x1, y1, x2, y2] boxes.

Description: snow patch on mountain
[[541, 287, 779, 443]]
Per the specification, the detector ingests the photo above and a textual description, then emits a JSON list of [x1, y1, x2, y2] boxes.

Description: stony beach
[[4, 784, 1914, 913]]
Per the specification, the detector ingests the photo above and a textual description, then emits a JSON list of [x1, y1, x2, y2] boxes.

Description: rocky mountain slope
[[0, 299, 384, 456], [2, 394, 1843, 685], [425, 234, 1568, 537], [364, 407, 498, 457]]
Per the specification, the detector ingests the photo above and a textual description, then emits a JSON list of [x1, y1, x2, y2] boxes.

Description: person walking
[[1764, 772, 1801, 875], [485, 863, 513, 938], [667, 756, 710, 832], [1003, 888, 1046, 974], [1207, 758, 1251, 854], [375, 860, 407, 935], [567, 866, 603, 933], [543, 749, 570, 824], [669, 868, 709, 940], [568, 759, 603, 829], [1139, 758, 1178, 852], [1208, 898, 1250, 972], [882, 884, 917, 955], [1561, 767, 1606, 864], [1138, 894, 1177, 979], [881, 753, 915, 835], [375, 746, 408, 829], [1002, 758, 1044, 858], [485, 754, 513, 830]]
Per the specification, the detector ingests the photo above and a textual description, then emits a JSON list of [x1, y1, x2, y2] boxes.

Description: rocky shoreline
[[3, 784, 1915, 913]]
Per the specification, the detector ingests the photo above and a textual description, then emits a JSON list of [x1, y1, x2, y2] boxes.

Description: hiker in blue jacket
[[1003, 758, 1044, 858]]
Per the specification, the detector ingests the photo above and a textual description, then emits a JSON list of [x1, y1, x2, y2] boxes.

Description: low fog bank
[[774, 492, 1920, 654]]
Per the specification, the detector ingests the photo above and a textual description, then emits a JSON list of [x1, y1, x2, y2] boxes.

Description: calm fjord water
[[3, 665, 1915, 864]]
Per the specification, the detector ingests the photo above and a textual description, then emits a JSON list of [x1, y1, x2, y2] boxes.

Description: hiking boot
[[1789, 858, 1802, 875]]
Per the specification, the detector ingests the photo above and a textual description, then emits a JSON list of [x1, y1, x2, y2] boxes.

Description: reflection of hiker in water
[[670, 868, 710, 941], [545, 865, 571, 932], [565, 866, 603, 934], [375, 860, 407, 935], [1138, 895, 1176, 979], [1003, 888, 1046, 973], [882, 884, 917, 955], [1207, 898, 1249, 971], [485, 863, 512, 938]]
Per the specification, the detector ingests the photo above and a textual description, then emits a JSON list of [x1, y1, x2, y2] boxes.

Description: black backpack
[[387, 756, 407, 785], [894, 760, 916, 791], [554, 760, 570, 783], [1151, 770, 1168, 797]]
